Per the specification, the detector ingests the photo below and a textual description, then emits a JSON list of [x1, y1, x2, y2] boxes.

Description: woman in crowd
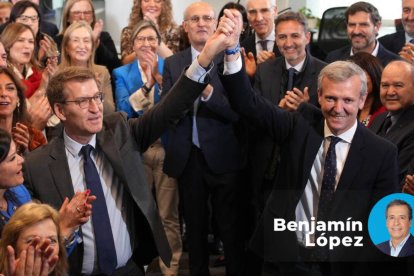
[[0, 202, 67, 275], [3, 0, 58, 65], [348, 52, 386, 126], [120, 0, 180, 64], [113, 20, 181, 275], [1, 23, 54, 132], [0, 67, 46, 153], [56, 0, 120, 73], [60, 21, 115, 114]]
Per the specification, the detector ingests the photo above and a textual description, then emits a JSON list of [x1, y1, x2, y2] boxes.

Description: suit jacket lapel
[[96, 126, 129, 186], [48, 137, 75, 201], [127, 61, 144, 92], [269, 60, 283, 103], [369, 111, 387, 133]]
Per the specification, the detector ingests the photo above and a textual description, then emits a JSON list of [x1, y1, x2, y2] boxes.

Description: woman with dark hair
[[56, 0, 120, 73], [0, 66, 46, 153], [120, 0, 180, 64], [348, 52, 386, 126]]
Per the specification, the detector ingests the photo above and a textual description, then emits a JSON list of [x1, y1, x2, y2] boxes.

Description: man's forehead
[[187, 4, 214, 17], [248, 0, 272, 9], [63, 78, 98, 95]]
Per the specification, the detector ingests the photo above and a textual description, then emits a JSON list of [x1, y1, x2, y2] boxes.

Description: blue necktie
[[81, 145, 117, 275], [258, 40, 268, 51], [287, 68, 297, 91], [312, 136, 341, 261], [410, 38, 414, 44]]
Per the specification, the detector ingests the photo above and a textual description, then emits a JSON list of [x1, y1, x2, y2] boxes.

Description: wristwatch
[[142, 83, 152, 94]]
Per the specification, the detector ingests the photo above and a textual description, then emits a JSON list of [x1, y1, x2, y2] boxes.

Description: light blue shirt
[[390, 233, 410, 257], [64, 131, 132, 274]]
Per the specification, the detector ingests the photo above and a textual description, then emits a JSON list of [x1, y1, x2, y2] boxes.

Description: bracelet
[[142, 83, 152, 94], [224, 43, 240, 55]]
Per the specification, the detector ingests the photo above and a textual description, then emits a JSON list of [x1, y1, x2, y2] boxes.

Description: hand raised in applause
[[279, 87, 310, 112]]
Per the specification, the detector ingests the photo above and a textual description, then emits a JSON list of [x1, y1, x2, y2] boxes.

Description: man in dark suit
[[201, 9, 399, 275], [23, 64, 210, 275], [369, 60, 414, 184], [162, 2, 244, 275], [326, 1, 400, 67], [241, 0, 280, 64], [379, 0, 414, 56], [250, 11, 326, 219], [376, 199, 414, 257]]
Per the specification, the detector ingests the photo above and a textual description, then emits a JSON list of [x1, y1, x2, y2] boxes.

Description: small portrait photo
[[368, 193, 414, 257]]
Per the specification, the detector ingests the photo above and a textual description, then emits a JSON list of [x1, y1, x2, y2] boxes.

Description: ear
[[53, 103, 67, 122], [183, 21, 189, 33], [317, 88, 323, 105], [358, 94, 367, 110], [305, 31, 311, 44]]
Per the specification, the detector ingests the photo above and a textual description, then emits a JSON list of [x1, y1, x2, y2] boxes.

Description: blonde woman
[[60, 21, 115, 114]]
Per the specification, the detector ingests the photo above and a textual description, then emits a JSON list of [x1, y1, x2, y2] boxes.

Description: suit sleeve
[[219, 66, 295, 142], [129, 72, 208, 152], [95, 32, 121, 73], [396, 133, 414, 184], [113, 69, 134, 117], [161, 57, 174, 97], [202, 88, 239, 122]]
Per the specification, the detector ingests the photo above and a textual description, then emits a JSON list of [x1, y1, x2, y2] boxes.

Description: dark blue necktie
[[81, 145, 117, 275], [287, 68, 297, 91], [410, 38, 414, 44], [318, 136, 341, 221], [380, 115, 392, 136], [258, 39, 268, 51], [312, 136, 341, 261]]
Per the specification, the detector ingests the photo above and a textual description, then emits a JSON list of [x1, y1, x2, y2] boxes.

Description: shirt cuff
[[223, 55, 242, 75], [186, 57, 213, 83], [129, 89, 150, 112]]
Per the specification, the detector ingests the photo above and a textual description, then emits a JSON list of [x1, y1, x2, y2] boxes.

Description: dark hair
[[218, 2, 251, 42], [0, 67, 29, 126], [348, 52, 383, 115], [386, 199, 413, 221], [345, 1, 381, 25], [275, 11, 308, 33], [8, 0, 41, 26], [47, 66, 96, 108], [0, 128, 11, 163]]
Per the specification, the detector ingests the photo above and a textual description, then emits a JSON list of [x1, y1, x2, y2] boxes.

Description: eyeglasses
[[17, 15, 39, 23], [135, 36, 158, 45], [185, 15, 215, 24], [71, 10, 93, 17], [69, 37, 92, 45], [247, 8, 272, 17], [61, 93, 104, 109]]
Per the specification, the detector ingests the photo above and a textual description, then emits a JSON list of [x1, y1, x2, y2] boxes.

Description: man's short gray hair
[[318, 61, 367, 97]]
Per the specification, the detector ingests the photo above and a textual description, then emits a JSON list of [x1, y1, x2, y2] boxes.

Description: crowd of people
[[0, 0, 414, 275]]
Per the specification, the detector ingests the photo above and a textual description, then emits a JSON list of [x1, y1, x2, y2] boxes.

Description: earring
[[17, 101, 20, 108]]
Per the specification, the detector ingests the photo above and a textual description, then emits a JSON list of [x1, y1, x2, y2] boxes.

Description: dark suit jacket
[[54, 31, 121, 73], [376, 234, 414, 257], [369, 105, 414, 183], [379, 31, 406, 55], [24, 73, 207, 275], [250, 54, 326, 195], [325, 42, 401, 67], [162, 48, 244, 177], [219, 67, 399, 265], [40, 21, 59, 37], [241, 33, 281, 61]]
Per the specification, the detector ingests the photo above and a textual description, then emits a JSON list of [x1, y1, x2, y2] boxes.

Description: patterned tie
[[312, 136, 341, 261], [81, 145, 117, 275], [258, 40, 268, 51], [287, 68, 297, 91]]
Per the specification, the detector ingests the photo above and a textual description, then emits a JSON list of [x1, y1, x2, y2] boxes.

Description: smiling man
[[369, 60, 414, 183], [23, 65, 210, 275], [195, 8, 399, 274], [326, 1, 400, 67], [376, 199, 414, 257]]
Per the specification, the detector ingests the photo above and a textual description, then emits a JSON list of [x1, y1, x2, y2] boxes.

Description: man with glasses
[[241, 0, 280, 64], [23, 65, 210, 275], [162, 1, 245, 275]]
